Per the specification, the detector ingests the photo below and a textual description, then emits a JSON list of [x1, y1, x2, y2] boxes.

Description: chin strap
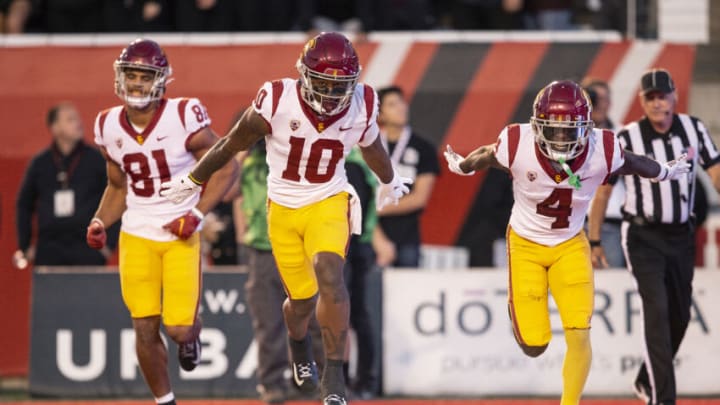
[[558, 158, 582, 190]]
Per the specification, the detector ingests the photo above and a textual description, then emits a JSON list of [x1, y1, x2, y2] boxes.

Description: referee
[[588, 68, 720, 405]]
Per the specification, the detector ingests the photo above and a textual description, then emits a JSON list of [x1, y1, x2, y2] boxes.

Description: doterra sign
[[382, 269, 719, 396]]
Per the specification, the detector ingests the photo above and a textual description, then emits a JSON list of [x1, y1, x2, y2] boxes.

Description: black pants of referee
[[623, 221, 695, 405]]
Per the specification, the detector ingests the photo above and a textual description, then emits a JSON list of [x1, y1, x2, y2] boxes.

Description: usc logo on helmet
[[304, 37, 317, 53]]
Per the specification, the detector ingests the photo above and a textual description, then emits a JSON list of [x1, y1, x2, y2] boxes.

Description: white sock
[[155, 392, 175, 404]]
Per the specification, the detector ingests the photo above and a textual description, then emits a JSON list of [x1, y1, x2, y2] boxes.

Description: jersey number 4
[[536, 188, 573, 229], [282, 136, 344, 183]]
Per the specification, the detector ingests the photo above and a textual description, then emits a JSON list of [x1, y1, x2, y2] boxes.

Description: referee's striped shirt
[[617, 114, 720, 225]]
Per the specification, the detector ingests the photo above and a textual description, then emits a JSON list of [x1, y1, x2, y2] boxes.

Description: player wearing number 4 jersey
[[444, 80, 689, 405], [161, 32, 411, 405], [87, 38, 237, 405]]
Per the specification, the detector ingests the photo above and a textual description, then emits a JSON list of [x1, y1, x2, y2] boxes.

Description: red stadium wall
[[0, 39, 696, 376], [0, 42, 378, 376]]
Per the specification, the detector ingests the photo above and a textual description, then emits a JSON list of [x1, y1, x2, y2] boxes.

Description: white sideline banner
[[382, 269, 720, 396]]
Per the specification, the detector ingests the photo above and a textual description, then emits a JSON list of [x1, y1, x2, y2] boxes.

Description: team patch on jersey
[[115, 138, 123, 148], [290, 119, 301, 131], [554, 173, 563, 183], [527, 171, 537, 182]]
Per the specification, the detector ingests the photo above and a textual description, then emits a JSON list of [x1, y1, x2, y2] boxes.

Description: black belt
[[623, 215, 689, 231]]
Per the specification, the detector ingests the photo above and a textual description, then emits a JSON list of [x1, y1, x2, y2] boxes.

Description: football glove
[[86, 218, 107, 249], [444, 145, 475, 176], [160, 174, 203, 204], [163, 208, 204, 240], [653, 153, 690, 182], [376, 171, 413, 211]]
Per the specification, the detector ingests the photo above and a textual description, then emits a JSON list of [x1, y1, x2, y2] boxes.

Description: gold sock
[[561, 328, 592, 405]]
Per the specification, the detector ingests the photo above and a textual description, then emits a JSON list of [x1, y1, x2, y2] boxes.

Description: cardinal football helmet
[[531, 80, 593, 161], [297, 32, 361, 116], [114, 38, 172, 109]]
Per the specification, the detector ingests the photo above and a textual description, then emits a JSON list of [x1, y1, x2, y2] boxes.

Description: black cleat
[[323, 393, 348, 405], [291, 360, 319, 393], [178, 337, 201, 371], [288, 335, 318, 393]]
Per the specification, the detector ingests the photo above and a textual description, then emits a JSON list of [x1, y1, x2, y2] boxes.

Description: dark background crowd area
[[0, 0, 648, 38]]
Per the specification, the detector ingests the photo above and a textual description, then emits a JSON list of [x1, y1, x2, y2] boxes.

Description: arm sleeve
[[182, 98, 212, 135], [492, 126, 511, 169], [610, 134, 625, 173], [93, 112, 105, 147], [252, 81, 278, 123], [358, 85, 379, 147], [616, 128, 629, 149]]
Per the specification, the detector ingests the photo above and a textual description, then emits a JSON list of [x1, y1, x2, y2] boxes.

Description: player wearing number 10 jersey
[[444, 80, 690, 405], [160, 32, 411, 405], [86, 38, 237, 405]]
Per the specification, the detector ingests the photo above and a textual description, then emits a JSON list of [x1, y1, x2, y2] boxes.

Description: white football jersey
[[94, 98, 211, 241], [494, 123, 624, 246], [253, 78, 379, 208]]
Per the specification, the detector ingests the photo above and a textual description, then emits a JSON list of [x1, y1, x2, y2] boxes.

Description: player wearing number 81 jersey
[[96, 96, 209, 240], [87, 38, 237, 405], [444, 80, 690, 405]]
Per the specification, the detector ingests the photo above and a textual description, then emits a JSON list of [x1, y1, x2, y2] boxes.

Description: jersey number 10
[[281, 136, 344, 183]]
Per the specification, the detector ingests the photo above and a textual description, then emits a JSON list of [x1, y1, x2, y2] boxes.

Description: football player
[[160, 32, 411, 405], [86, 38, 237, 405], [444, 80, 689, 405]]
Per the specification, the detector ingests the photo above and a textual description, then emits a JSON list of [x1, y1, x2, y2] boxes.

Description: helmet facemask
[[531, 115, 592, 162], [531, 80, 594, 162], [114, 62, 171, 109], [297, 59, 359, 116]]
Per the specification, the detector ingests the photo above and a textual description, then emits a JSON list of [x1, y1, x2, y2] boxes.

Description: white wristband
[[90, 217, 105, 228], [653, 164, 668, 182], [191, 207, 205, 220]]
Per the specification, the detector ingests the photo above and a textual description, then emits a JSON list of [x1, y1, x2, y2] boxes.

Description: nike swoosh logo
[[293, 364, 304, 386], [339, 126, 352, 131], [157, 135, 169, 141]]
